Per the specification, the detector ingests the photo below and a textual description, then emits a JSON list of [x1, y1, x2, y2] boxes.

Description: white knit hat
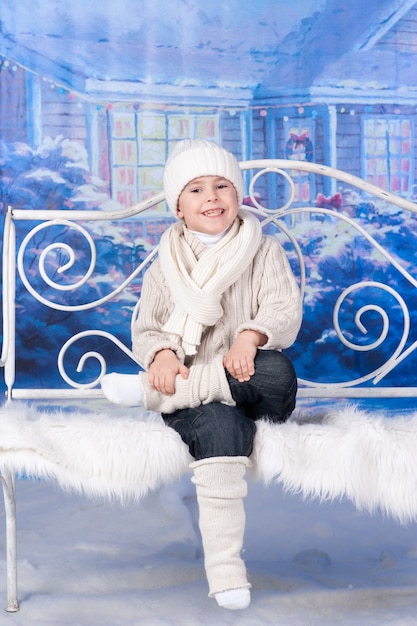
[[163, 139, 244, 216]]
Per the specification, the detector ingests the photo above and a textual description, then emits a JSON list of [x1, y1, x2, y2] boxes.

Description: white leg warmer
[[101, 355, 235, 412], [141, 354, 235, 412], [190, 456, 251, 607]]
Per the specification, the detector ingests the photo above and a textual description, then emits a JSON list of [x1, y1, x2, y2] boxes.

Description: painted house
[[1, 0, 417, 211]]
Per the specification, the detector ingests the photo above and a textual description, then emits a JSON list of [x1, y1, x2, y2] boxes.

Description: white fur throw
[[0, 403, 417, 523], [0, 403, 192, 501]]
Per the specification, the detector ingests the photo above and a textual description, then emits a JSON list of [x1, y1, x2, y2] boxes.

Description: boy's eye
[[187, 180, 229, 193]]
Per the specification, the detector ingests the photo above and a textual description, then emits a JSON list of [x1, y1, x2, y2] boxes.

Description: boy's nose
[[206, 189, 218, 201]]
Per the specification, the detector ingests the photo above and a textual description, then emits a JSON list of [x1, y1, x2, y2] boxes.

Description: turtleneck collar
[[187, 225, 231, 248]]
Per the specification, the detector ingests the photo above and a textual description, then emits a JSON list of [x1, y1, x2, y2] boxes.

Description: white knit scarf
[[158, 209, 262, 355]]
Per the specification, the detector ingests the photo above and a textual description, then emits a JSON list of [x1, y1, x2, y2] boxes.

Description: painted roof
[[1, 0, 416, 104]]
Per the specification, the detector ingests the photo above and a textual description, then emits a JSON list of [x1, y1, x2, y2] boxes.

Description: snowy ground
[[0, 397, 416, 625], [0, 467, 416, 625]]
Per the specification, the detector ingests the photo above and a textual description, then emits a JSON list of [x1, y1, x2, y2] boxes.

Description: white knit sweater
[[132, 226, 302, 372]]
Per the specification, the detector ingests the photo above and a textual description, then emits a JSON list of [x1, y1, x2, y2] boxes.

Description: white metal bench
[[2, 159, 417, 612]]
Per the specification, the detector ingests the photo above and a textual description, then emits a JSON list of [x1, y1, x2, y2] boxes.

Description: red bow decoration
[[290, 132, 309, 146], [316, 193, 342, 209]]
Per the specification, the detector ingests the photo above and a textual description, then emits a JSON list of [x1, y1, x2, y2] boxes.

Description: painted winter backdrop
[[1, 135, 416, 392]]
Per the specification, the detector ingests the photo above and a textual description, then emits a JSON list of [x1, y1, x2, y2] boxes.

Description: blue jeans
[[162, 350, 297, 460]]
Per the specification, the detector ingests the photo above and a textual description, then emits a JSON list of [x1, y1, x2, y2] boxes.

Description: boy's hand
[[148, 349, 189, 395], [223, 330, 267, 382]]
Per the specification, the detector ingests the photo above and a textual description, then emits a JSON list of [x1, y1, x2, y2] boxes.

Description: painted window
[[362, 116, 413, 195], [110, 111, 138, 208], [110, 110, 219, 208]]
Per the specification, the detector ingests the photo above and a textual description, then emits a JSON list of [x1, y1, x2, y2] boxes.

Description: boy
[[132, 139, 302, 610]]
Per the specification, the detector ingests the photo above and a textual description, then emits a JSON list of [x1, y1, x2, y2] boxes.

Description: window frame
[[108, 109, 220, 209], [361, 115, 414, 196]]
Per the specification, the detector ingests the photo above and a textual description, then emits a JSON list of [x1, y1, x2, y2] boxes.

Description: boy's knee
[[256, 348, 294, 371], [258, 350, 296, 387]]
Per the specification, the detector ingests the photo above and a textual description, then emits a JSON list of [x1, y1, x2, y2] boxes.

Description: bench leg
[[1, 470, 19, 612]]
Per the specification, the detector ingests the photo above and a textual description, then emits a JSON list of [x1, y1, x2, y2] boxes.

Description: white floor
[[0, 470, 416, 626]]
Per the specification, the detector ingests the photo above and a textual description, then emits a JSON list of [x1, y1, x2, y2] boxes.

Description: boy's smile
[[177, 175, 239, 235]]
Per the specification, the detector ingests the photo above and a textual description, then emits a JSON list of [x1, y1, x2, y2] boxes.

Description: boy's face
[[177, 175, 239, 235]]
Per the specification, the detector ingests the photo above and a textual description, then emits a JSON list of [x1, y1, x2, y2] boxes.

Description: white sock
[[214, 588, 251, 610], [100, 373, 144, 406]]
